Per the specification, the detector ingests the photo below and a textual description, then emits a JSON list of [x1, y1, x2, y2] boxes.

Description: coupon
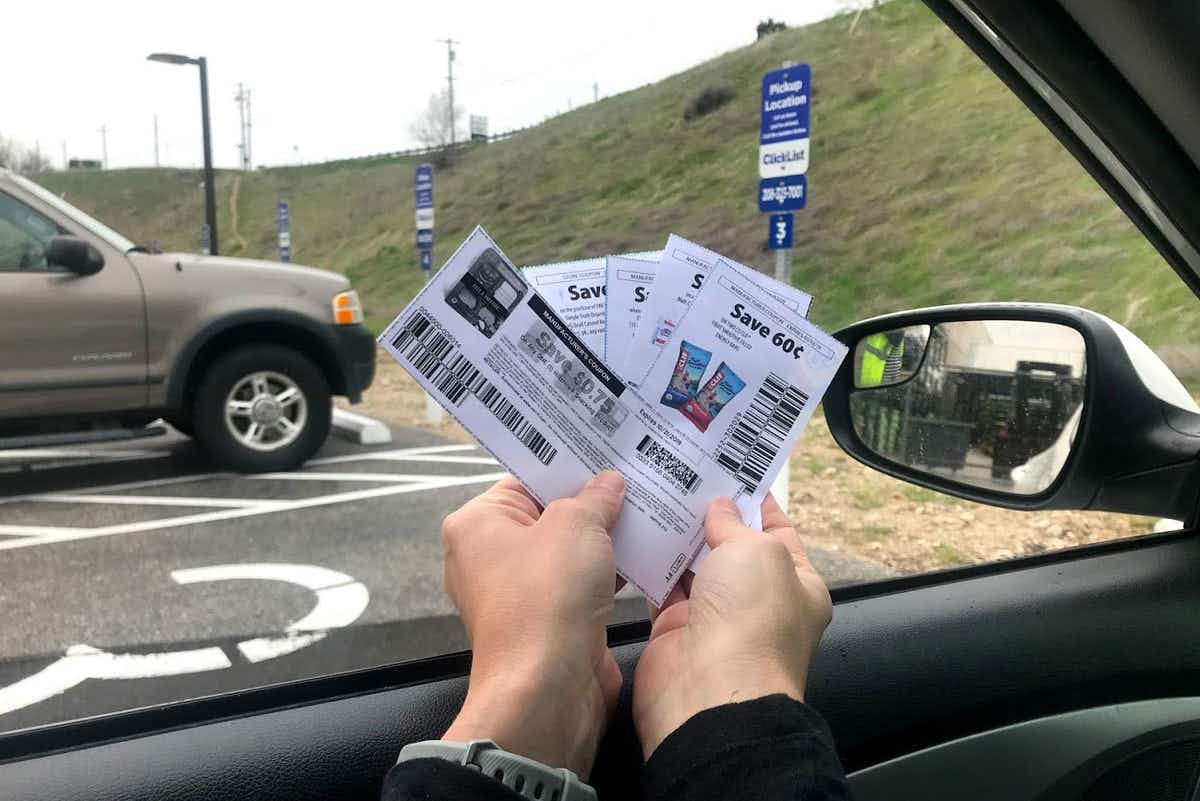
[[524, 251, 657, 356], [379, 228, 745, 604], [622, 235, 814, 388], [523, 258, 608, 354], [604, 254, 658, 369], [634, 258, 847, 568]]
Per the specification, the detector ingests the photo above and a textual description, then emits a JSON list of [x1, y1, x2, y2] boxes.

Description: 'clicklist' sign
[[759, 64, 810, 178]]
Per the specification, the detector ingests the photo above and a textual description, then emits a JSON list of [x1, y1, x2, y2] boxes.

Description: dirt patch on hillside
[[347, 352, 1161, 577]]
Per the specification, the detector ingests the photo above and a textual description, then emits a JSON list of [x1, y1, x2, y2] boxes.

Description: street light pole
[[197, 57, 218, 255], [148, 52, 218, 255]]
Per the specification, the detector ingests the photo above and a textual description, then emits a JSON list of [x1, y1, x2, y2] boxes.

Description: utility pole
[[61, 141, 67, 170], [593, 82, 599, 103], [234, 83, 250, 170], [244, 88, 252, 169], [153, 114, 160, 167], [437, 38, 459, 146], [99, 125, 108, 169]]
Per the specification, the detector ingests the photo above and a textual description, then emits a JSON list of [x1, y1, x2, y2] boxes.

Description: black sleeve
[[381, 758, 526, 801], [643, 694, 853, 801]]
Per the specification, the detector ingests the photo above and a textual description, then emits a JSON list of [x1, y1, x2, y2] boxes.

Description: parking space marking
[[0, 447, 170, 461], [0, 472, 507, 550], [20, 494, 286, 509], [0, 563, 370, 716]]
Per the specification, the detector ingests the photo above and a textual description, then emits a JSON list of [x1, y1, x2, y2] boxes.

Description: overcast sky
[[3, 1, 847, 169]]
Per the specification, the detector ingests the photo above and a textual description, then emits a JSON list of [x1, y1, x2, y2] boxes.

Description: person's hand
[[441, 472, 626, 779], [632, 492, 832, 759]]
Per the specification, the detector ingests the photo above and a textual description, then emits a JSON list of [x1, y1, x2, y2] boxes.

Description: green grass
[[933, 543, 968, 566], [35, 0, 1198, 371], [804, 457, 829, 476], [850, 487, 885, 510], [859, 523, 895, 541], [900, 485, 955, 504]]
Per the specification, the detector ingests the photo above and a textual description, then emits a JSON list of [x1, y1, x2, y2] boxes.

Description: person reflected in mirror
[[381, 472, 853, 801]]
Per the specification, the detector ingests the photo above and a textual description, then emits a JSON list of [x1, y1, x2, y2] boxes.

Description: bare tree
[[0, 134, 51, 173], [409, 89, 465, 152], [0, 134, 16, 170]]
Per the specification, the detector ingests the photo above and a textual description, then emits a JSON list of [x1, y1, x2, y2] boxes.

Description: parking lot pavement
[[0, 422, 890, 732]]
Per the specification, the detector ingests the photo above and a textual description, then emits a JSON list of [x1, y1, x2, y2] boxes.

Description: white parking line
[[0, 471, 508, 550], [21, 494, 285, 509], [0, 447, 170, 461]]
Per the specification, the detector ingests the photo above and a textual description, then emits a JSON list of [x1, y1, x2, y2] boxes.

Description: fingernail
[[588, 470, 625, 493], [710, 497, 737, 513]]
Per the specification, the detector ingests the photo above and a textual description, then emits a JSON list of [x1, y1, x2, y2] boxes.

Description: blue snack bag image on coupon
[[681, 362, 746, 432], [661, 340, 713, 408]]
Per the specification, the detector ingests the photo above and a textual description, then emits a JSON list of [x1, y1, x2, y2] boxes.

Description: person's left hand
[[441, 472, 626, 779]]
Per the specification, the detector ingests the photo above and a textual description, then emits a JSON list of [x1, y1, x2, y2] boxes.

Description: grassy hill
[[37, 0, 1197, 368]]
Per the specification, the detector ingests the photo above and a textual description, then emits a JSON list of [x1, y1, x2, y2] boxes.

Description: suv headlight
[[333, 290, 363, 325]]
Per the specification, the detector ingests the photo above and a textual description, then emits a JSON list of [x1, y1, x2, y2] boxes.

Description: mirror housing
[[45, 235, 104, 276], [823, 303, 1200, 521]]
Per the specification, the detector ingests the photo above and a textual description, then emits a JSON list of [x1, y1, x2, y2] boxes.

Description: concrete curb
[[330, 408, 392, 446]]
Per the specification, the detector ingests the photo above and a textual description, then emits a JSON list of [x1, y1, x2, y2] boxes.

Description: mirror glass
[[850, 320, 1086, 495]]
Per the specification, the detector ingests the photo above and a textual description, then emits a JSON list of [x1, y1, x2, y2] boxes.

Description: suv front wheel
[[192, 344, 332, 472]]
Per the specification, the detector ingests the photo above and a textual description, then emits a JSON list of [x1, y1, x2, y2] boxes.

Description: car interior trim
[[848, 697, 1200, 801]]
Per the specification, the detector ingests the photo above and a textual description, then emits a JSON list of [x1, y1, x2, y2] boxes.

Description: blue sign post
[[768, 213, 794, 249], [415, 163, 434, 273], [200, 224, 211, 256], [759, 63, 810, 286], [278, 200, 291, 262], [759, 64, 811, 179]]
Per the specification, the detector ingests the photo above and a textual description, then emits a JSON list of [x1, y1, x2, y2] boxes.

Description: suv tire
[[192, 344, 331, 472]]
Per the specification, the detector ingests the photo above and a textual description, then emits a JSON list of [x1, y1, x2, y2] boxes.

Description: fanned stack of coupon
[[379, 227, 847, 605]]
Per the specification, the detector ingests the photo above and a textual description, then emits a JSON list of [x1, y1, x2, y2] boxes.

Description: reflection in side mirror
[[45, 235, 105, 276], [849, 320, 1086, 496], [853, 325, 930, 389]]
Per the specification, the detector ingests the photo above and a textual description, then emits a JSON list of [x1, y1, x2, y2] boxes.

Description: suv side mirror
[[45, 235, 104, 276], [823, 303, 1200, 521]]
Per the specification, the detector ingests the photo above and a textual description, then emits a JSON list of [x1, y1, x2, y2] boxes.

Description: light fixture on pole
[[148, 52, 218, 255]]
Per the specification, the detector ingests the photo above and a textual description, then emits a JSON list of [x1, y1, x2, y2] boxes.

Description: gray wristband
[[396, 739, 597, 801]]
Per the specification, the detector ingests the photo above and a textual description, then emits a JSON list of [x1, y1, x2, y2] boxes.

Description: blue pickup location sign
[[768, 213, 794, 250], [415, 164, 434, 270], [758, 175, 807, 212], [415, 164, 434, 213], [278, 200, 291, 262], [759, 64, 810, 178]]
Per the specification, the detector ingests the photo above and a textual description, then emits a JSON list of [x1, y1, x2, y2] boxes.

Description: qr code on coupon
[[635, 435, 702, 494]]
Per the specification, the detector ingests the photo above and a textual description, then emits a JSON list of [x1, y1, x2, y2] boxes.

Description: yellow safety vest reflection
[[859, 333, 902, 387]]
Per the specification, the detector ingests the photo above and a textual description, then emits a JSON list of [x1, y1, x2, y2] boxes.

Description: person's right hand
[[632, 493, 833, 759]]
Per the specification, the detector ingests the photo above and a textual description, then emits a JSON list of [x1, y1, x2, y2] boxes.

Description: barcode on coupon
[[636, 435, 702, 494], [716, 373, 809, 493], [472, 377, 557, 465], [391, 311, 557, 465]]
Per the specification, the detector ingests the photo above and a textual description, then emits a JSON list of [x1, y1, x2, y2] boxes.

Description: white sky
[[2, 0, 847, 169]]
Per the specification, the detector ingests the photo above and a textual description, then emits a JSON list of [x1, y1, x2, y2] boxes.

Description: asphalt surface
[[0, 423, 890, 733]]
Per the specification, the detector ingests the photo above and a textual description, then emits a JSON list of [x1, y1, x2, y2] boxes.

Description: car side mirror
[[823, 303, 1200, 521], [45, 235, 104, 276]]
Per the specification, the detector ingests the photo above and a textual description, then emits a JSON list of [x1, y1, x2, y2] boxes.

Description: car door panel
[[3, 530, 1198, 800]]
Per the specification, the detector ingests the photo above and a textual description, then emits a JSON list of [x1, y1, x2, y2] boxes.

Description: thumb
[[570, 470, 626, 532], [704, 497, 754, 550]]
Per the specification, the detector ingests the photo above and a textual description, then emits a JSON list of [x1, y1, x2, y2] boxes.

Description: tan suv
[[0, 169, 375, 471]]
